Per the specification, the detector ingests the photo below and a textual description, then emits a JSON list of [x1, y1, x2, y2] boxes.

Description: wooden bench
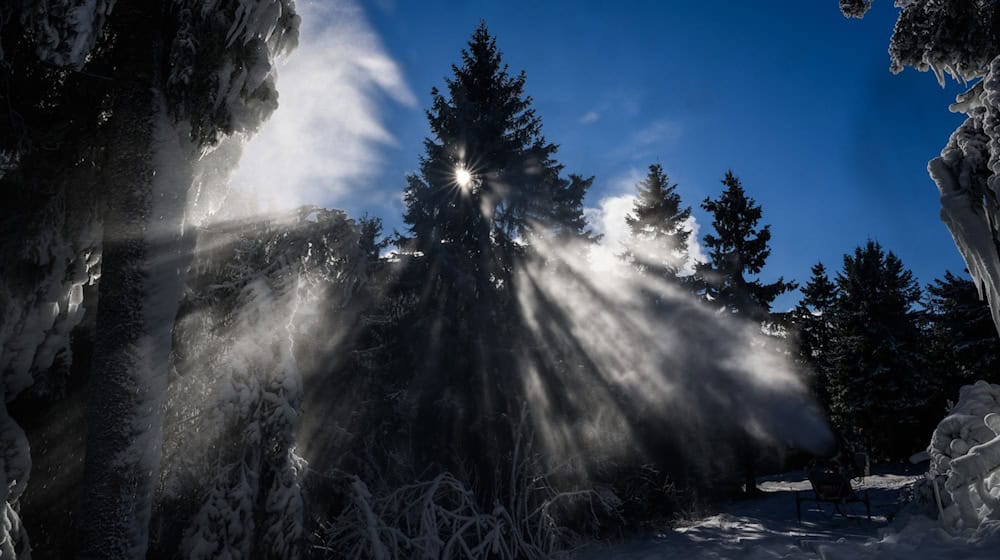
[[795, 463, 871, 521]]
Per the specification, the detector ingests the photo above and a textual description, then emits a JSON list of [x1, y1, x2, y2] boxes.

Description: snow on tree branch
[[168, 0, 301, 145], [166, 209, 366, 559], [839, 0, 873, 18], [0, 188, 101, 555], [20, 0, 115, 68], [846, 2, 1000, 334], [925, 381, 1000, 530]]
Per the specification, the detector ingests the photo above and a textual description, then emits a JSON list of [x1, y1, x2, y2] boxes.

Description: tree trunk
[[77, 2, 188, 557]]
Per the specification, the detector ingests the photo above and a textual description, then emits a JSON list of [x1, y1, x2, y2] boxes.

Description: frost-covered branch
[[924, 381, 1000, 530], [20, 0, 115, 69], [314, 411, 619, 559], [839, 0, 872, 19], [160, 209, 368, 559], [844, 2, 1000, 336]]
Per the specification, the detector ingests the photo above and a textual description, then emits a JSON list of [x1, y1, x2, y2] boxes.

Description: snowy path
[[574, 470, 1000, 559]]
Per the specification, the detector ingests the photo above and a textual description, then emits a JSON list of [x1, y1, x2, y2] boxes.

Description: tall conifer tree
[[926, 271, 1000, 396], [695, 170, 794, 495], [696, 171, 795, 319], [826, 241, 929, 458], [397, 23, 576, 491], [792, 263, 839, 406], [402, 22, 562, 275], [625, 164, 692, 279], [552, 174, 599, 243]]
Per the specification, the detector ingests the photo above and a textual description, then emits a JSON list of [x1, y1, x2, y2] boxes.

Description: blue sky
[[241, 0, 972, 309]]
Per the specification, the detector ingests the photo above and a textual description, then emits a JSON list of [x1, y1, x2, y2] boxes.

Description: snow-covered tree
[[0, 0, 301, 556], [842, 1, 1000, 335], [838, 0, 872, 19], [158, 207, 366, 558], [1, 2, 121, 554], [841, 2, 1000, 527], [624, 164, 692, 280], [73, 2, 300, 556]]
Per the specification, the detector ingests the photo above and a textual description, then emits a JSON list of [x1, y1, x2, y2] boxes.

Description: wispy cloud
[[633, 118, 681, 147], [373, 0, 396, 14], [609, 117, 682, 162], [579, 111, 601, 125], [230, 0, 416, 212]]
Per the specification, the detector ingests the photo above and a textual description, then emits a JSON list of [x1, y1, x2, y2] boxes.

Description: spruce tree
[[694, 170, 794, 495], [696, 171, 796, 319], [826, 241, 929, 459], [792, 262, 838, 404], [625, 164, 692, 279], [926, 271, 1000, 395], [403, 22, 561, 269], [397, 23, 571, 491], [551, 174, 599, 243]]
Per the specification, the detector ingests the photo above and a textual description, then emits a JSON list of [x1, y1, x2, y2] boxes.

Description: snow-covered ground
[[574, 469, 1000, 559]]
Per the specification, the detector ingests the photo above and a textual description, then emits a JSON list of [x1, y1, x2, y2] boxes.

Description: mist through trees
[[1, 3, 991, 558]]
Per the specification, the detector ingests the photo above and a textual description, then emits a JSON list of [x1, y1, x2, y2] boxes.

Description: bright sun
[[455, 167, 473, 190]]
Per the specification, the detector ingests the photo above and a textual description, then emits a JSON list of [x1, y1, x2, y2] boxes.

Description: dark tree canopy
[[926, 271, 1000, 392], [696, 171, 795, 319], [552, 174, 599, 244], [403, 22, 561, 259], [791, 262, 839, 400], [393, 23, 594, 494], [825, 241, 929, 458], [625, 164, 692, 278]]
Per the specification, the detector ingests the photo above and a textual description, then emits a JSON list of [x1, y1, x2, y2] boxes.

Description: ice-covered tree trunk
[[77, 2, 193, 556], [77, 85, 155, 556], [931, 63, 1000, 334]]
